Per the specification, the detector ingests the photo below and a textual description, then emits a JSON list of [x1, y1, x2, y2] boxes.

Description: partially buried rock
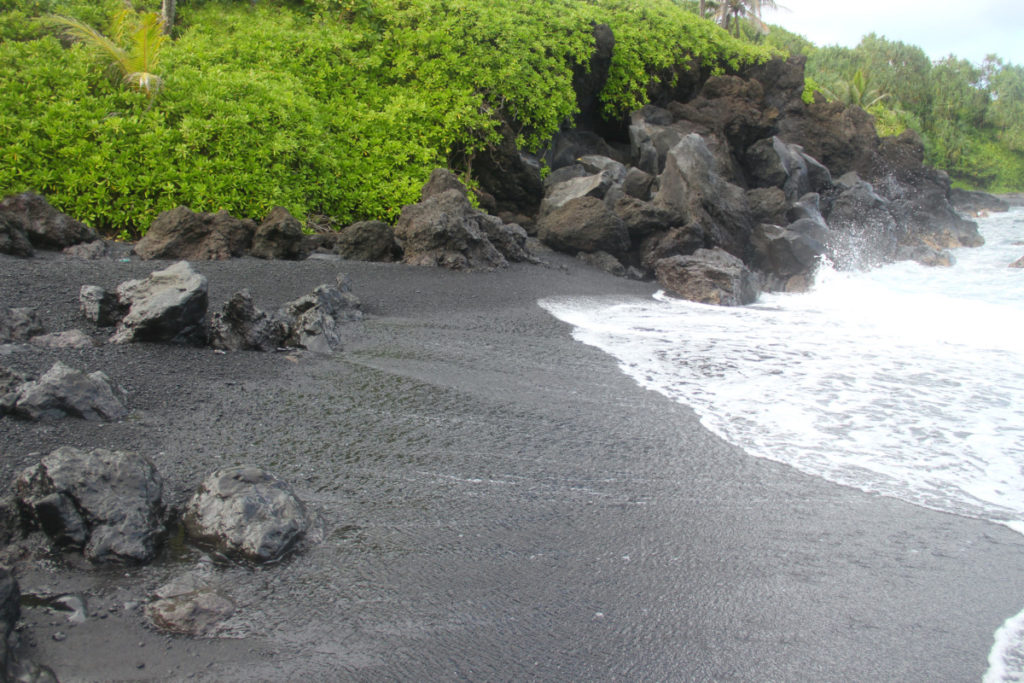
[[1011, 254, 1024, 269], [30, 329, 95, 349], [110, 261, 208, 345], [63, 240, 108, 260], [146, 571, 235, 636], [16, 447, 165, 563], [183, 466, 312, 563], [3, 361, 127, 421], [655, 248, 760, 306], [0, 307, 44, 343]]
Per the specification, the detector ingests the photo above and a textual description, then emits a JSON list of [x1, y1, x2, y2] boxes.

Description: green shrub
[[1, 0, 773, 236]]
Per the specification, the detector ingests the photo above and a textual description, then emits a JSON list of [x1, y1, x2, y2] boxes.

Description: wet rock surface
[[655, 247, 760, 306], [183, 466, 312, 563], [16, 447, 164, 563], [145, 570, 235, 636]]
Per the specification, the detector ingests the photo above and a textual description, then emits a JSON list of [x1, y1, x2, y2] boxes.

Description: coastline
[[2, 251, 1024, 680]]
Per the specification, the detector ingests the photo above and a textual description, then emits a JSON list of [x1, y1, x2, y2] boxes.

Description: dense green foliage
[[762, 28, 1024, 192], [0, 0, 770, 237]]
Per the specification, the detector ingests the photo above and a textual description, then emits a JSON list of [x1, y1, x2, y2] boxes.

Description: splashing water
[[540, 208, 1024, 681]]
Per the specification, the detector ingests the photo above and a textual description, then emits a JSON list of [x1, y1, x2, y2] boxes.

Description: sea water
[[539, 208, 1024, 681]]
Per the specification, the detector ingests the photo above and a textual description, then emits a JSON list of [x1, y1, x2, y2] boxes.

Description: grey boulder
[[16, 447, 165, 563], [655, 247, 760, 306], [3, 361, 127, 421], [183, 466, 312, 563], [110, 261, 208, 345]]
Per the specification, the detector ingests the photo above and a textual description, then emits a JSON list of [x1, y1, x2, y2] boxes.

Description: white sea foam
[[540, 208, 1024, 680]]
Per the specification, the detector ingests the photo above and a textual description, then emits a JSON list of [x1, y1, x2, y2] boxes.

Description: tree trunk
[[699, 0, 706, 18], [161, 0, 175, 35]]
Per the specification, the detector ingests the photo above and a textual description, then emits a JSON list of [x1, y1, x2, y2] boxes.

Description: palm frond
[[44, 14, 129, 72]]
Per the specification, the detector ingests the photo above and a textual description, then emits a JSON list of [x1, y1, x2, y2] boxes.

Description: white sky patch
[[762, 0, 1024, 66]]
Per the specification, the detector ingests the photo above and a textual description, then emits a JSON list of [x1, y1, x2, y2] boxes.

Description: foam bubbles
[[540, 208, 1024, 680]]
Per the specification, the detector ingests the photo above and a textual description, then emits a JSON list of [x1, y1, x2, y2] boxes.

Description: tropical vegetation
[[0, 0, 771, 237], [760, 27, 1024, 192]]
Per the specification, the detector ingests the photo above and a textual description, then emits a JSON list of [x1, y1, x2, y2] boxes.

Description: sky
[[760, 0, 1024, 67]]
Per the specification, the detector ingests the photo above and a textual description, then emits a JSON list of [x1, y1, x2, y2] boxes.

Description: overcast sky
[[761, 0, 1024, 67]]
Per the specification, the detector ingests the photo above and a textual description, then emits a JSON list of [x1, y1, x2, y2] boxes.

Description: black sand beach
[[2, 251, 1024, 680]]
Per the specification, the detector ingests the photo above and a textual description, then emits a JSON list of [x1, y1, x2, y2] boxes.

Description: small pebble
[[52, 632, 66, 642], [137, 663, 145, 670]]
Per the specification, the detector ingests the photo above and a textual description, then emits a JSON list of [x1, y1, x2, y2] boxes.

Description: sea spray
[[540, 208, 1024, 680]]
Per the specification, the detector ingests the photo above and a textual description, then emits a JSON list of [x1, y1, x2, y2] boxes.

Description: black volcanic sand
[[2, 249, 1024, 681]]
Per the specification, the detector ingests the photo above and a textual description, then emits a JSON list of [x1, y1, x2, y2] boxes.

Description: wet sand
[[2, 250, 1024, 681]]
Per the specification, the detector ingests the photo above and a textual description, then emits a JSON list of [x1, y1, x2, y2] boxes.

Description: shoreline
[[2, 251, 1024, 680]]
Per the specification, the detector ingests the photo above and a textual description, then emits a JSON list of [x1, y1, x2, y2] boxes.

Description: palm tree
[[822, 69, 891, 109], [713, 0, 778, 37], [44, 9, 168, 98]]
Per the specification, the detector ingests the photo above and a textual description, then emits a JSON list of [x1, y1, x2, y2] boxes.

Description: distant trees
[[763, 29, 1024, 191]]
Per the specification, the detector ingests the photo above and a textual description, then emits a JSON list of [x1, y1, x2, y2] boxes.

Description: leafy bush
[[1, 0, 772, 236]]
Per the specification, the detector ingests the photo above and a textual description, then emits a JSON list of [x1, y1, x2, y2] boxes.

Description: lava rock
[[334, 221, 400, 262], [0, 191, 97, 250], [146, 571, 235, 636], [135, 206, 254, 260], [110, 261, 209, 345], [183, 466, 312, 563], [16, 447, 165, 563], [536, 196, 630, 258], [250, 207, 308, 260], [0, 307, 44, 342], [208, 289, 289, 352], [280, 275, 362, 354], [30, 329, 95, 349], [655, 247, 760, 306], [79, 285, 121, 327], [394, 177, 508, 270], [63, 240, 109, 259], [4, 361, 127, 421], [0, 212, 34, 257]]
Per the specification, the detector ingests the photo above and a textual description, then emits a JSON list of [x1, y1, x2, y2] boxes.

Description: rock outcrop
[[16, 447, 165, 563], [520, 55, 986, 304]]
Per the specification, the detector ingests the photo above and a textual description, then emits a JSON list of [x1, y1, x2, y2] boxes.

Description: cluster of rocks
[[78, 261, 363, 353], [5, 447, 313, 637], [1, 262, 364, 424], [471, 55, 988, 304]]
